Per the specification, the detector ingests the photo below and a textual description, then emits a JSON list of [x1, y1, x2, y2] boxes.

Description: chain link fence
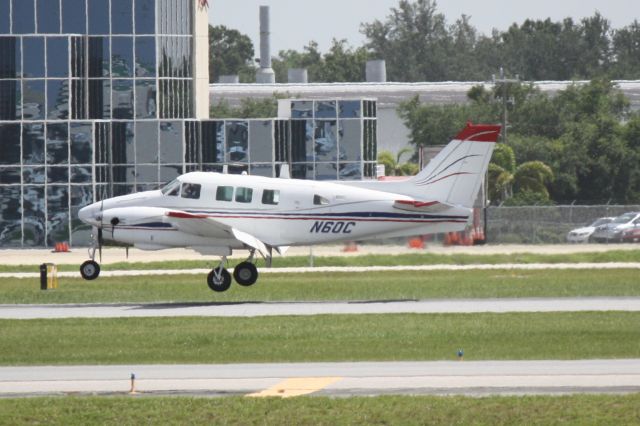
[[486, 205, 640, 244]]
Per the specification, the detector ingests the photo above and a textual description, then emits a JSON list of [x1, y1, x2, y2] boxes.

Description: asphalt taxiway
[[1, 297, 640, 319], [1, 360, 639, 397]]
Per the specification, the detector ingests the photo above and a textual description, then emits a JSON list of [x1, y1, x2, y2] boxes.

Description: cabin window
[[216, 186, 233, 201], [313, 194, 329, 205], [262, 189, 280, 205], [181, 183, 201, 199], [161, 179, 181, 196], [235, 187, 253, 203]]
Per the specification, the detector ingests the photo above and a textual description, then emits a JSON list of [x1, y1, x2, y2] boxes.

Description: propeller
[[97, 199, 104, 263]]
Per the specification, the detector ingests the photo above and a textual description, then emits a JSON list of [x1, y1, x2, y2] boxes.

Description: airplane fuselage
[[79, 172, 472, 253]]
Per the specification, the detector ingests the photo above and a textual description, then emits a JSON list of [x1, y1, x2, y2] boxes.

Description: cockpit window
[[161, 179, 181, 196], [313, 195, 330, 205], [181, 183, 201, 199]]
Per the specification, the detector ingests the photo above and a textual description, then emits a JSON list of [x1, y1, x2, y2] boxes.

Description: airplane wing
[[392, 199, 450, 213], [165, 210, 269, 256]]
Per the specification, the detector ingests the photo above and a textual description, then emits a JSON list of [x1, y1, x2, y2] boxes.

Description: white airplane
[[78, 122, 501, 292]]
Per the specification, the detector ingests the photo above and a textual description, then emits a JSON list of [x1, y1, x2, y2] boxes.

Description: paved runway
[[1, 360, 639, 397], [2, 297, 640, 319]]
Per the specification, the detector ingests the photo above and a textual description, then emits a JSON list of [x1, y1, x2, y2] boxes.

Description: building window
[[235, 187, 253, 203], [262, 189, 279, 205], [216, 186, 233, 201]]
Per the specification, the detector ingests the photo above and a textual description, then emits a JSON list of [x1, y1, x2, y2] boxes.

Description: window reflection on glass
[[339, 120, 362, 161], [0, 37, 20, 78], [23, 37, 45, 77], [315, 101, 336, 119], [111, 0, 133, 34], [88, 0, 109, 34], [0, 80, 21, 120], [291, 163, 313, 180], [135, 79, 156, 119], [0, 124, 21, 164], [261, 189, 279, 205], [71, 166, 92, 183], [70, 122, 92, 164], [135, 122, 158, 163], [136, 165, 158, 183], [46, 123, 68, 164], [46, 185, 70, 245], [24, 185, 46, 246], [339, 100, 361, 118], [226, 121, 248, 163], [46, 37, 68, 77], [0, 167, 20, 184], [38, 0, 60, 34], [71, 185, 94, 245], [160, 165, 182, 182], [112, 37, 133, 77], [112, 166, 135, 183], [250, 164, 274, 178], [339, 163, 362, 180], [0, 0, 10, 34], [135, 37, 156, 77], [23, 166, 45, 184], [0, 185, 22, 246], [47, 166, 69, 184], [291, 101, 312, 118], [135, 0, 155, 34], [160, 121, 183, 163], [62, 0, 87, 33], [47, 79, 69, 120], [249, 120, 273, 163], [88, 37, 110, 78], [315, 121, 337, 162], [315, 163, 337, 180], [22, 80, 45, 120], [23, 123, 45, 164], [88, 79, 111, 119], [13, 0, 35, 34], [111, 79, 133, 119]]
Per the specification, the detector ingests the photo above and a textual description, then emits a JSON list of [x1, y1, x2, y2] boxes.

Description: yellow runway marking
[[247, 377, 342, 398]]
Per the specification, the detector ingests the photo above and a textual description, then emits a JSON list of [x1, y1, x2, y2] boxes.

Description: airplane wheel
[[80, 260, 100, 280], [233, 262, 258, 286], [207, 268, 232, 292]]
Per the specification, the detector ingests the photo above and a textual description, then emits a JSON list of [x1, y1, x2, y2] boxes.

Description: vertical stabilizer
[[409, 123, 501, 207]]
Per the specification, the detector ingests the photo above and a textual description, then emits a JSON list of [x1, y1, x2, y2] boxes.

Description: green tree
[[611, 20, 640, 79], [377, 147, 418, 176], [209, 25, 255, 83], [210, 94, 286, 119]]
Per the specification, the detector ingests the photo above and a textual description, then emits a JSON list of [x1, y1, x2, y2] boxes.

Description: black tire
[[233, 262, 259, 286], [80, 260, 100, 280], [207, 268, 232, 292]]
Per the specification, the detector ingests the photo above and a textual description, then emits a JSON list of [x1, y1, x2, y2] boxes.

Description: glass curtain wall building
[[0, 0, 377, 248]]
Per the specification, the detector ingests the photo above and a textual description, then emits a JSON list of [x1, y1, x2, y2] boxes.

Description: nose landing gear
[[80, 244, 101, 280]]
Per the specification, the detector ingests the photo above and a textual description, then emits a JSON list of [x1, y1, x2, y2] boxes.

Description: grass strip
[[2, 269, 640, 304], [1, 394, 640, 425], [1, 313, 638, 365], [2, 249, 640, 273]]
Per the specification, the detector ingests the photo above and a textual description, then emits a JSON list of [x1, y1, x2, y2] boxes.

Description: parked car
[[590, 212, 640, 243], [622, 226, 640, 243], [566, 217, 615, 243]]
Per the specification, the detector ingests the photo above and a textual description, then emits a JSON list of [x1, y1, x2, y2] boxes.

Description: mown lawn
[[1, 268, 639, 304], [1, 394, 639, 425], [1, 249, 640, 273], [1, 312, 638, 365]]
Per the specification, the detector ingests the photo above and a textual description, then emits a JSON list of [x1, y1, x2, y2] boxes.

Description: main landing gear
[[206, 251, 261, 292]]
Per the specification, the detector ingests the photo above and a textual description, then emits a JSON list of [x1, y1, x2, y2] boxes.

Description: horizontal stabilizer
[[393, 199, 449, 213]]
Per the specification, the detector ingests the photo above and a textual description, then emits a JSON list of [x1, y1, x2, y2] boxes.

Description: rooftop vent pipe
[[256, 6, 276, 84]]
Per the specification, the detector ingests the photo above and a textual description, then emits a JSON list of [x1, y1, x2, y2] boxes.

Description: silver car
[[566, 217, 614, 243], [590, 212, 640, 243]]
